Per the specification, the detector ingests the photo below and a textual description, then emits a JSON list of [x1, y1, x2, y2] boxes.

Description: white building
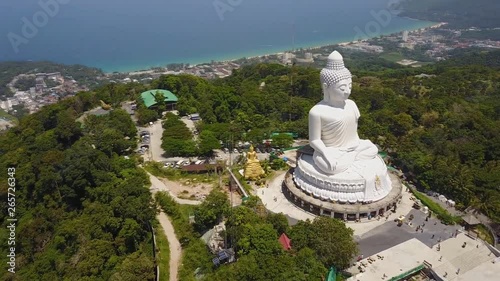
[[402, 30, 409, 42], [282, 52, 296, 64]]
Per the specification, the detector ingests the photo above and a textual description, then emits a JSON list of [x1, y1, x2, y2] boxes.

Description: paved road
[[149, 121, 168, 162], [157, 212, 181, 281], [357, 209, 461, 258]]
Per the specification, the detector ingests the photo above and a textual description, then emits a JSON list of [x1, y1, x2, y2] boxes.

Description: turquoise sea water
[[0, 0, 434, 72]]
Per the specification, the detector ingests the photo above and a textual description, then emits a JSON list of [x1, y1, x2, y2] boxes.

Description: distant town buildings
[[282, 52, 296, 64], [2, 72, 85, 114], [4, 23, 500, 118], [340, 42, 384, 54]]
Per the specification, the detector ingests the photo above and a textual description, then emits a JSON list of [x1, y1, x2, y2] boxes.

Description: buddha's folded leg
[[355, 140, 379, 160]]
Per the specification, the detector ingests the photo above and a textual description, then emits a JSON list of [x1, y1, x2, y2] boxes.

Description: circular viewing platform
[[283, 168, 403, 221]]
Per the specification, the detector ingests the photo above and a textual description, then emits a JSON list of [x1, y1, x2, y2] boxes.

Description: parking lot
[[137, 117, 303, 170], [137, 129, 150, 156]]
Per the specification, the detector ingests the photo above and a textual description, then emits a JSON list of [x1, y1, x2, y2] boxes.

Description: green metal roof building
[[140, 89, 178, 108]]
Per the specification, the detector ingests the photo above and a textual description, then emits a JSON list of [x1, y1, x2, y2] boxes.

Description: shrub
[[411, 190, 460, 225]]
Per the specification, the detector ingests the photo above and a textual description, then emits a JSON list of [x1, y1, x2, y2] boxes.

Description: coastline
[[105, 21, 444, 74]]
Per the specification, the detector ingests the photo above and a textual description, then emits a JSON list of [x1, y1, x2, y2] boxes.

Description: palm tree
[[469, 190, 500, 220]]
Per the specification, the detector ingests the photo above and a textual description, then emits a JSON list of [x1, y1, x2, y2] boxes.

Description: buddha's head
[[249, 145, 254, 152], [320, 51, 352, 104]]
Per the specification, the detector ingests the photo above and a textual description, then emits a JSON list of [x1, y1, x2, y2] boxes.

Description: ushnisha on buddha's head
[[320, 51, 352, 105]]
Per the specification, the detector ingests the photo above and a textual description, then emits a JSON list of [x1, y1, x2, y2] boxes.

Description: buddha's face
[[323, 78, 352, 103]]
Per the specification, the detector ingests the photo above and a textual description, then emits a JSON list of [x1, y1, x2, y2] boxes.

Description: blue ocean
[[0, 0, 434, 72]]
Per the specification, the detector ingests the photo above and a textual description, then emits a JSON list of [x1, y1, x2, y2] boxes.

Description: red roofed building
[[278, 233, 292, 251]]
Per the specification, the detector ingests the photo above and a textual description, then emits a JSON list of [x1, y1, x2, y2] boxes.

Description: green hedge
[[154, 224, 170, 281], [411, 189, 461, 225]]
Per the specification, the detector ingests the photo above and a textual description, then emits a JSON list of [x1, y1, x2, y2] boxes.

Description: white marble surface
[[295, 154, 392, 203], [301, 50, 392, 203]]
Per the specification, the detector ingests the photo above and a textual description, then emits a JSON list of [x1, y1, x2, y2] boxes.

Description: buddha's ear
[[322, 83, 329, 101]]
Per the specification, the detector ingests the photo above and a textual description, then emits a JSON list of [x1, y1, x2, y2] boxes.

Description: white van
[[195, 160, 203, 165]]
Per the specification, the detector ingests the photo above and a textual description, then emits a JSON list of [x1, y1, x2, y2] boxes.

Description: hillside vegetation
[[0, 96, 155, 280], [0, 49, 499, 280]]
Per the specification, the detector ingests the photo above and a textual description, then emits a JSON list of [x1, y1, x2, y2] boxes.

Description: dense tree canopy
[[194, 189, 231, 231], [161, 113, 196, 157], [0, 97, 155, 280]]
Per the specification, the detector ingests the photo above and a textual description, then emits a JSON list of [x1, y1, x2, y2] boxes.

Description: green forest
[[0, 100, 155, 280], [1, 49, 500, 280]]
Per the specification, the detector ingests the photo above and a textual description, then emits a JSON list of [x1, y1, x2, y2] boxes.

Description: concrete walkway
[[258, 171, 315, 222]]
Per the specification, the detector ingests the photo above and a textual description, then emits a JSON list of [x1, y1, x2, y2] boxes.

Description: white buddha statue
[[293, 51, 392, 203], [310, 50, 378, 175]]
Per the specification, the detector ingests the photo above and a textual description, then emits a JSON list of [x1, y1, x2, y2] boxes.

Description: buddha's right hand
[[324, 155, 338, 171]]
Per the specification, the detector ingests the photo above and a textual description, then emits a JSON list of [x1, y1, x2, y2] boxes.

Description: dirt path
[[148, 171, 188, 281], [157, 212, 182, 281], [149, 173, 202, 205]]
